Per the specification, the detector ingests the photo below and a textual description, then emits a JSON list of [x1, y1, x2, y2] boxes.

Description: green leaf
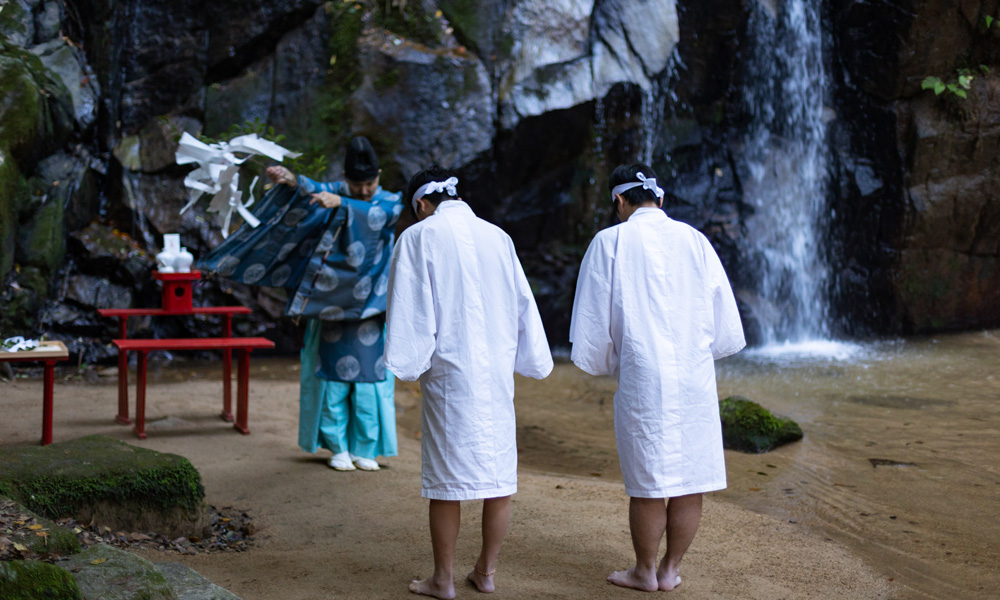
[[954, 89, 967, 99], [934, 82, 946, 95], [922, 76, 941, 90], [980, 65, 991, 74], [987, 15, 994, 28], [959, 75, 973, 89]]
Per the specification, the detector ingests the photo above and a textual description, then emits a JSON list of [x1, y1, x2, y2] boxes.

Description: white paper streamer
[[2, 336, 40, 352], [175, 132, 301, 238]]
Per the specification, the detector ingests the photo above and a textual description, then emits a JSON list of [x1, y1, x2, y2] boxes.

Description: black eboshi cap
[[344, 136, 379, 182]]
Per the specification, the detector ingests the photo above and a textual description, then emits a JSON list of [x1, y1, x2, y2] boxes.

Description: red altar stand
[[0, 341, 69, 445], [98, 270, 272, 438]]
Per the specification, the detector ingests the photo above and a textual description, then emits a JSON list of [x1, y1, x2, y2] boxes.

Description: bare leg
[[410, 500, 460, 599], [467, 495, 511, 593], [607, 497, 665, 592], [657, 493, 703, 591]]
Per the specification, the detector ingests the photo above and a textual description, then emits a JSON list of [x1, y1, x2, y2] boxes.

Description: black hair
[[406, 165, 459, 211], [344, 136, 379, 181], [608, 163, 661, 207]]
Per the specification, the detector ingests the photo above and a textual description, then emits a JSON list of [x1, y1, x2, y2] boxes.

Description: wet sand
[[0, 346, 925, 599]]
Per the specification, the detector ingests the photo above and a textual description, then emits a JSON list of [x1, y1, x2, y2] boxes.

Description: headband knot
[[412, 177, 459, 212], [611, 172, 664, 201]]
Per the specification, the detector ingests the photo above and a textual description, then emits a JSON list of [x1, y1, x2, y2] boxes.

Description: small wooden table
[[0, 341, 69, 445]]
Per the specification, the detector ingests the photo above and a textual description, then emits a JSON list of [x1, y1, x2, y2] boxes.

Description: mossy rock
[[719, 396, 803, 453], [1, 496, 81, 556], [0, 148, 27, 280], [58, 545, 176, 600], [0, 560, 83, 600], [0, 45, 75, 166], [0, 435, 210, 539]]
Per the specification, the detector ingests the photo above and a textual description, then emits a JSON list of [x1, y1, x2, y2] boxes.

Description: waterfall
[[742, 0, 831, 346]]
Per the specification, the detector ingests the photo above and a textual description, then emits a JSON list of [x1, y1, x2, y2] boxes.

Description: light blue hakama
[[298, 320, 397, 459]]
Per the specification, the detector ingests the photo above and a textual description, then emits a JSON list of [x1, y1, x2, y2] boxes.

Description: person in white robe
[[569, 163, 745, 593], [385, 166, 552, 599]]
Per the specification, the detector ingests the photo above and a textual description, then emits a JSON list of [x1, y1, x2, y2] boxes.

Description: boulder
[[0, 0, 36, 48], [154, 563, 241, 600], [30, 39, 99, 130], [0, 148, 27, 280], [0, 560, 83, 600], [68, 223, 153, 286], [16, 177, 65, 271], [719, 396, 803, 453], [354, 32, 495, 177], [65, 274, 133, 310], [0, 496, 81, 557], [31, 151, 100, 233], [0, 435, 211, 539], [59, 545, 176, 600]]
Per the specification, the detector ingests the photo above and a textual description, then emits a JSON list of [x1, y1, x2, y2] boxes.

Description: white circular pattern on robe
[[319, 306, 345, 321], [346, 241, 366, 267], [316, 231, 335, 253], [284, 207, 309, 227], [271, 264, 292, 287], [374, 355, 385, 375], [243, 263, 267, 284], [347, 206, 355, 228], [253, 237, 270, 252], [217, 255, 240, 277], [322, 322, 343, 343], [361, 307, 381, 319], [314, 268, 339, 292], [335, 355, 361, 380], [367, 206, 387, 231], [374, 273, 389, 296], [357, 320, 380, 346], [353, 276, 372, 300], [277, 242, 297, 262], [389, 203, 403, 225], [374, 240, 385, 265]]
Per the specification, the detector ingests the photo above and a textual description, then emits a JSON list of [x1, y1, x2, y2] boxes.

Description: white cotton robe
[[569, 207, 745, 498], [385, 200, 553, 501]]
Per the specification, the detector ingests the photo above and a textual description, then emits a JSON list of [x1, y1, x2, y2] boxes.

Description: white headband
[[412, 177, 459, 212], [611, 172, 664, 201]]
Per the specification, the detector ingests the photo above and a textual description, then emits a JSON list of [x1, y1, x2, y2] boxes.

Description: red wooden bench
[[99, 306, 253, 425], [113, 337, 274, 439]]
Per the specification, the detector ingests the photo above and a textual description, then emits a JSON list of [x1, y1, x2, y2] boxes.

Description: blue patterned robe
[[199, 176, 403, 383]]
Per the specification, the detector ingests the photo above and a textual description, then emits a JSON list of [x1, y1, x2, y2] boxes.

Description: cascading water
[[742, 0, 833, 348]]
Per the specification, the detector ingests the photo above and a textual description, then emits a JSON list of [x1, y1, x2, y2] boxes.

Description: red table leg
[[115, 318, 131, 425], [234, 348, 250, 434], [221, 314, 234, 422], [133, 350, 148, 440], [41, 359, 54, 446]]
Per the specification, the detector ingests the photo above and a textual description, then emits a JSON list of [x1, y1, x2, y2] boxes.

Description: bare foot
[[467, 569, 496, 593], [607, 567, 659, 592], [409, 576, 455, 599], [657, 568, 683, 591]]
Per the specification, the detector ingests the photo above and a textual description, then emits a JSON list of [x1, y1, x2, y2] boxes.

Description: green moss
[[0, 561, 83, 600], [0, 435, 205, 519], [719, 396, 803, 453], [437, 0, 482, 49], [0, 148, 26, 279], [59, 545, 176, 600], [0, 54, 43, 159], [373, 67, 401, 91], [375, 2, 441, 46], [17, 182, 65, 271]]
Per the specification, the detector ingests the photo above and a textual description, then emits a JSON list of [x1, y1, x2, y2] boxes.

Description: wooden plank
[[0, 340, 69, 360], [113, 338, 275, 351], [98, 306, 253, 317]]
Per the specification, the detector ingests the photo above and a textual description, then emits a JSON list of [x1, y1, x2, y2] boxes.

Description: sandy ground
[[0, 360, 895, 599]]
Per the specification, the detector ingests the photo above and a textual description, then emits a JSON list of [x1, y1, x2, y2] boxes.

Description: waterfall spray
[[742, 0, 831, 346]]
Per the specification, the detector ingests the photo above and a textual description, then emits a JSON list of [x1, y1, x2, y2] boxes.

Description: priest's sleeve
[[510, 241, 554, 380], [385, 233, 437, 381], [703, 239, 746, 360], [569, 233, 619, 377]]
